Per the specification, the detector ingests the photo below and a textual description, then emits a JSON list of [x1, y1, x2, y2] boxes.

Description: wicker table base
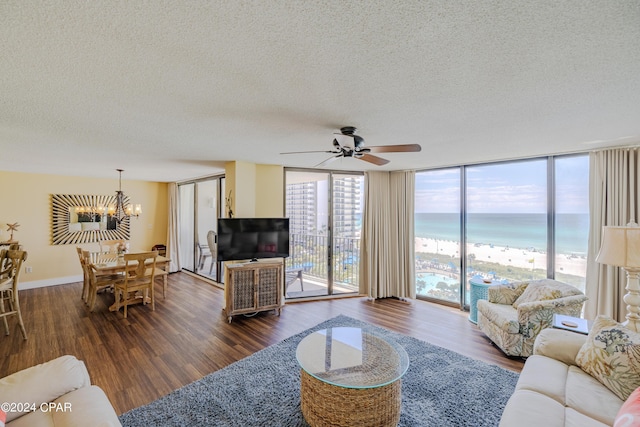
[[300, 369, 402, 427]]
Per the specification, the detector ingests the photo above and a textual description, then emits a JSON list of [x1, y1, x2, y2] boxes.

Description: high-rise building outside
[[285, 176, 362, 238]]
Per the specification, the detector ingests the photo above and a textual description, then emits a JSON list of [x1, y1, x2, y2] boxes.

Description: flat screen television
[[216, 218, 290, 262]]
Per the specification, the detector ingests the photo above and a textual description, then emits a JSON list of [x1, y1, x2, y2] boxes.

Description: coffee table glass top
[[295, 327, 409, 389]]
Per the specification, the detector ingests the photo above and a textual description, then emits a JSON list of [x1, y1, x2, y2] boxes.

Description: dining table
[[89, 251, 170, 311]]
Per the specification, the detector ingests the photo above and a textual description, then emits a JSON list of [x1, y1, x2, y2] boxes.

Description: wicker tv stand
[[223, 259, 284, 323]]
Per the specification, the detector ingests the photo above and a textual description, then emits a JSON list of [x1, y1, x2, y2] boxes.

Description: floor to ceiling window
[[554, 155, 590, 290], [414, 154, 589, 308], [285, 169, 363, 299], [465, 159, 548, 304], [414, 168, 461, 303]]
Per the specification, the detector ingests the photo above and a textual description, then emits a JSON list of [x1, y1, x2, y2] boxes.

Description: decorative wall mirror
[[51, 194, 131, 245]]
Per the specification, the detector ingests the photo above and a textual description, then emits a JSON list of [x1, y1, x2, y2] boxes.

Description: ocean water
[[415, 213, 589, 256]]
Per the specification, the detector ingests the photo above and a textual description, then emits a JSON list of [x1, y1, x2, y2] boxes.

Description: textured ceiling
[[1, 1, 639, 182]]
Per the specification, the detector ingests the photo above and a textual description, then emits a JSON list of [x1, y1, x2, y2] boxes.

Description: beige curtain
[[585, 147, 640, 322], [167, 182, 181, 273], [359, 170, 416, 299]]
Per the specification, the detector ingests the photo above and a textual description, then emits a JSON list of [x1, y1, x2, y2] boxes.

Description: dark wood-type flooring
[[0, 272, 523, 415]]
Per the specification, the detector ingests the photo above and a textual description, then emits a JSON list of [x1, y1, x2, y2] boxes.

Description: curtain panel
[[585, 147, 640, 322], [167, 182, 181, 273], [360, 170, 416, 299]]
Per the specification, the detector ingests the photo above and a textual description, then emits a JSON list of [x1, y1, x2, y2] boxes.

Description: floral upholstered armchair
[[476, 279, 587, 357]]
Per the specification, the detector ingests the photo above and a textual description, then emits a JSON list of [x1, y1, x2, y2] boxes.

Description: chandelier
[[108, 169, 142, 224]]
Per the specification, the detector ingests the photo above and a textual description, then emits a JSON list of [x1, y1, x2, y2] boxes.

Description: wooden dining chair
[[0, 249, 28, 339], [153, 264, 169, 299], [114, 251, 158, 318], [80, 250, 123, 312], [76, 247, 90, 302]]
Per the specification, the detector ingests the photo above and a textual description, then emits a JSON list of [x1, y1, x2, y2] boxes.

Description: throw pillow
[[0, 408, 5, 427], [488, 282, 528, 305], [576, 315, 640, 401], [512, 281, 563, 308], [615, 386, 640, 427]]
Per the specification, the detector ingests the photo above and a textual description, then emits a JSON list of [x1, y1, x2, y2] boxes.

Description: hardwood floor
[[0, 272, 523, 415]]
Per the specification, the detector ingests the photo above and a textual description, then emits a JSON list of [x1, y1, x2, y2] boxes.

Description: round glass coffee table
[[296, 327, 409, 427]]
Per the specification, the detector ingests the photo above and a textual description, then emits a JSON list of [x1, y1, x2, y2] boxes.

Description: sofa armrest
[[516, 295, 587, 340], [0, 355, 91, 423], [533, 328, 587, 365]]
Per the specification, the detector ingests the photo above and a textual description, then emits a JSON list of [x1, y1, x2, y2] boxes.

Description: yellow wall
[[0, 171, 168, 289], [255, 164, 284, 217], [235, 161, 257, 217], [224, 162, 284, 217]]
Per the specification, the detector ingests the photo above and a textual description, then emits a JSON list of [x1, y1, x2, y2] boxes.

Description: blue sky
[[415, 155, 589, 214]]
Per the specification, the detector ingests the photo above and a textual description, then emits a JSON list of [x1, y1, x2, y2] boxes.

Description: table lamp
[[595, 222, 640, 332]]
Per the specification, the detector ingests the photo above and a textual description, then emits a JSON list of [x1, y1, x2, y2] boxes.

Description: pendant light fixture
[[108, 169, 142, 224]]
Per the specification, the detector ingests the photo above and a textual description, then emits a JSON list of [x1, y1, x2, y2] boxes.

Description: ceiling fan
[[280, 126, 422, 167]]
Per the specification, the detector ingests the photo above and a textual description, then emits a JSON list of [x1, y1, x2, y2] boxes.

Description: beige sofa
[[0, 355, 121, 426], [500, 328, 623, 427]]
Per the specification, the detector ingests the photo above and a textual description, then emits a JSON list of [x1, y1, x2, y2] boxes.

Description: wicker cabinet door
[[231, 269, 256, 311], [256, 266, 281, 308], [224, 260, 283, 323]]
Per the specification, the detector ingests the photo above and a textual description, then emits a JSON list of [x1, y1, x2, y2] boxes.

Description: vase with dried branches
[[225, 190, 234, 218]]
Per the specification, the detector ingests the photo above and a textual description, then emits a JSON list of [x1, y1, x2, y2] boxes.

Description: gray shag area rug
[[119, 315, 518, 426]]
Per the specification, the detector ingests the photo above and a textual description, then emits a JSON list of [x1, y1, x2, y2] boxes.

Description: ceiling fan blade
[[367, 144, 422, 153], [315, 155, 342, 168], [359, 153, 390, 166], [280, 150, 337, 155]]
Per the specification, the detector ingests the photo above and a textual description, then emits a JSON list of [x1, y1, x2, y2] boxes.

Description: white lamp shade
[[596, 225, 640, 268]]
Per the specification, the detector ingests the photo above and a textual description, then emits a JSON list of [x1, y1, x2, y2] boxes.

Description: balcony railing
[[286, 233, 360, 291]]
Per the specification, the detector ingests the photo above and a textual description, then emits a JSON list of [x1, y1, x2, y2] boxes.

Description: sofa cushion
[[575, 315, 640, 401], [477, 300, 520, 333], [512, 279, 582, 309], [566, 365, 624, 426], [499, 389, 566, 427], [514, 354, 569, 405], [564, 408, 611, 427], [51, 385, 121, 427], [615, 386, 640, 427]]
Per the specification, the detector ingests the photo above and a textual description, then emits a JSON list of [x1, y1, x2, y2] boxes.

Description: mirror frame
[[51, 194, 131, 245]]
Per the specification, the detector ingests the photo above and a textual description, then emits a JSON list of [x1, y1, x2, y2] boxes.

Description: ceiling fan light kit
[[281, 126, 422, 168]]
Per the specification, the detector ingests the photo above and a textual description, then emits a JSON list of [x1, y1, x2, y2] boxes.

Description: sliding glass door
[[178, 175, 224, 282], [331, 174, 364, 295], [285, 170, 363, 298], [194, 179, 219, 281]]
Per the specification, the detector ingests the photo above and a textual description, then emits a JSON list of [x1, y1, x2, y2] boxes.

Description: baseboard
[[19, 275, 82, 290]]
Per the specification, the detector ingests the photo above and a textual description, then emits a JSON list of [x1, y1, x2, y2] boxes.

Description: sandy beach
[[415, 237, 586, 278]]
